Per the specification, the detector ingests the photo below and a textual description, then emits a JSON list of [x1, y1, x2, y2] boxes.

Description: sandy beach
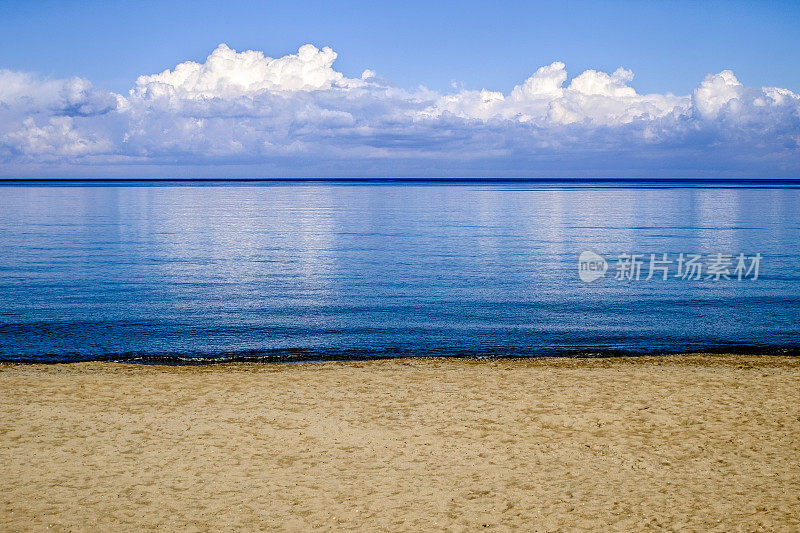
[[1, 355, 798, 531]]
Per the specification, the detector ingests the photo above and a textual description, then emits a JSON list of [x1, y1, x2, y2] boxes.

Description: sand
[[1, 355, 799, 531]]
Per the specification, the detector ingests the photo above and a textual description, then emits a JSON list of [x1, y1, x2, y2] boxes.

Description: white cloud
[[0, 70, 63, 108], [131, 43, 360, 101], [3, 117, 112, 159], [422, 62, 687, 126], [0, 70, 117, 116], [58, 77, 119, 116], [693, 70, 743, 117], [0, 44, 798, 176], [510, 62, 568, 100]]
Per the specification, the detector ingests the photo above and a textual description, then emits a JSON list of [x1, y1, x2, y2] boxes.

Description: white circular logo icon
[[578, 250, 608, 283]]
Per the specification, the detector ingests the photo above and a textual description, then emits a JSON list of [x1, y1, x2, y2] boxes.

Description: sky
[[0, 0, 799, 178]]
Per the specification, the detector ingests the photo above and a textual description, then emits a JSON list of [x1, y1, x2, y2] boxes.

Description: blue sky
[[2, 0, 799, 96], [0, 1, 798, 178]]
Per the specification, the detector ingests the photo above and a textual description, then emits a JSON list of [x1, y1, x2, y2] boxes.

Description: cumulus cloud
[[3, 116, 113, 159], [131, 43, 360, 100], [57, 77, 119, 116], [0, 70, 63, 109], [0, 70, 117, 117], [422, 62, 688, 126], [0, 43, 798, 176]]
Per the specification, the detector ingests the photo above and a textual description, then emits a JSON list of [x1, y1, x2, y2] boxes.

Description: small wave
[[2, 343, 799, 365]]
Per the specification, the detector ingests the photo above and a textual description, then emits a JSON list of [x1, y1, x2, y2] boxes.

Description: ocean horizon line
[[2, 177, 800, 187]]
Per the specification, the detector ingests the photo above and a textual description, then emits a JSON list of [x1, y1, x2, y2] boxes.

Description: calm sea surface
[[1, 181, 799, 363]]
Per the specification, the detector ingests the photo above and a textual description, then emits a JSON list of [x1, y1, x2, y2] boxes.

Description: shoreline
[[3, 348, 800, 366], [2, 354, 799, 530]]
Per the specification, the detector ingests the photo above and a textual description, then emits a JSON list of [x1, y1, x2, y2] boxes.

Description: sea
[[1, 179, 798, 363]]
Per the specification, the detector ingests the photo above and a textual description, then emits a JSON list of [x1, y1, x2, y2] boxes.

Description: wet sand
[[1, 355, 799, 531]]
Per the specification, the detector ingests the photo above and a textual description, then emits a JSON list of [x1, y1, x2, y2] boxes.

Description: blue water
[[1, 181, 799, 363]]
